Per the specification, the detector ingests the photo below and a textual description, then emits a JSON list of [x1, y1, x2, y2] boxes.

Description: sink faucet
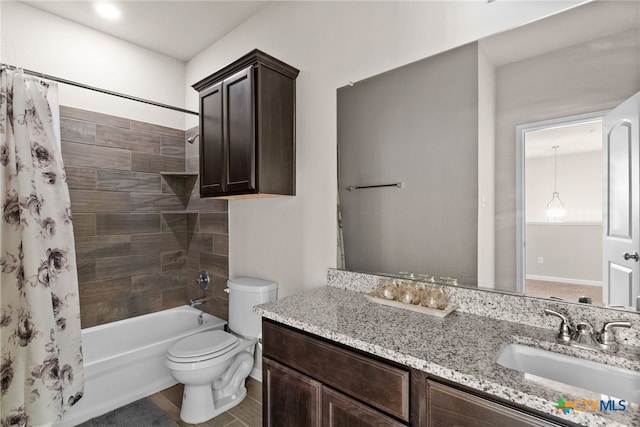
[[544, 308, 631, 352], [544, 308, 573, 343], [598, 321, 631, 351]]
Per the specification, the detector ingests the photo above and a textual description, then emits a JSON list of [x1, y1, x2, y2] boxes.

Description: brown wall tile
[[131, 152, 184, 173], [199, 213, 228, 233], [96, 213, 161, 235], [200, 253, 229, 278], [62, 141, 131, 170], [213, 234, 229, 256], [60, 106, 230, 326], [130, 193, 186, 213], [161, 250, 187, 272], [72, 214, 96, 236], [96, 124, 161, 154], [131, 120, 185, 139], [61, 118, 96, 145], [60, 106, 130, 129], [66, 166, 97, 190], [80, 277, 132, 306], [131, 270, 186, 295], [96, 254, 161, 280], [97, 169, 161, 193], [75, 235, 131, 260], [130, 232, 186, 254], [70, 190, 130, 213], [77, 258, 96, 283], [161, 135, 186, 157]]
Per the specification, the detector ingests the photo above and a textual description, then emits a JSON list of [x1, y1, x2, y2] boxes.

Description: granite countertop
[[255, 286, 640, 427]]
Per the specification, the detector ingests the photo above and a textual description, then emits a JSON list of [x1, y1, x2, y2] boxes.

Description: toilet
[[166, 277, 277, 424]]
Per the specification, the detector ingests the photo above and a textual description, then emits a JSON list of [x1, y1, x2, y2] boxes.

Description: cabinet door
[[223, 66, 255, 194], [427, 381, 559, 427], [199, 81, 225, 196], [322, 386, 406, 427], [263, 358, 322, 427]]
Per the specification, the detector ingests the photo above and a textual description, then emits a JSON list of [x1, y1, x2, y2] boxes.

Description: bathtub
[[55, 305, 226, 427]]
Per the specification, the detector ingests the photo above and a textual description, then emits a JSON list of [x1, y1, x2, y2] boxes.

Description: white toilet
[[166, 277, 277, 424]]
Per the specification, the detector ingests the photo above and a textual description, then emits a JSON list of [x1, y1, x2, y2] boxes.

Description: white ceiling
[[20, 1, 272, 61], [526, 119, 603, 159]]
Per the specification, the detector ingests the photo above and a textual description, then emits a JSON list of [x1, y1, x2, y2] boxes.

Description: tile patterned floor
[[148, 378, 262, 427]]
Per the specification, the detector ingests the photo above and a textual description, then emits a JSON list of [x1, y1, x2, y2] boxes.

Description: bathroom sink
[[497, 344, 640, 403]]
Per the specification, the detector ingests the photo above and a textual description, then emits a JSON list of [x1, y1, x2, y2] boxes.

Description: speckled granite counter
[[255, 286, 640, 427]]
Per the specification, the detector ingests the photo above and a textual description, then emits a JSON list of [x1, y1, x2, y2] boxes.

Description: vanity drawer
[[427, 381, 560, 427], [262, 320, 410, 422]]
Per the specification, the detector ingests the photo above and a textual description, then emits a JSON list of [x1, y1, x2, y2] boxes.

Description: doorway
[[516, 111, 605, 303]]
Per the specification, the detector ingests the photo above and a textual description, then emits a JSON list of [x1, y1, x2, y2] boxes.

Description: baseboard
[[526, 275, 602, 287]]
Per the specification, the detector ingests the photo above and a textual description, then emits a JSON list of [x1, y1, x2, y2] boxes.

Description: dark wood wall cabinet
[[193, 50, 299, 198], [262, 319, 569, 427]]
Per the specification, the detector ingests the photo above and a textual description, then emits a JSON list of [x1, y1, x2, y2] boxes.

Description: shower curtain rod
[[0, 62, 199, 116]]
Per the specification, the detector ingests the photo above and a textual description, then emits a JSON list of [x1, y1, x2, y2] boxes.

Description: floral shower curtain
[[0, 69, 83, 426]]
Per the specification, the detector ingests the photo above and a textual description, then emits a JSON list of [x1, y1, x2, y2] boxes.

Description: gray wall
[[494, 28, 640, 290], [338, 43, 479, 284]]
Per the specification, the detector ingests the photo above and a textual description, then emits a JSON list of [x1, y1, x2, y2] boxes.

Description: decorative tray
[[363, 294, 458, 318]]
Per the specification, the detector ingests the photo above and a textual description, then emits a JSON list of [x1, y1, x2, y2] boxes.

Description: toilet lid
[[168, 330, 239, 360]]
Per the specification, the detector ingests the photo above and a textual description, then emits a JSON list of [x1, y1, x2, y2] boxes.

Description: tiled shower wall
[[60, 106, 229, 328]]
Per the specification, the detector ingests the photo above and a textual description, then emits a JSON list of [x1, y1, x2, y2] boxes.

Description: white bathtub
[[56, 305, 226, 427]]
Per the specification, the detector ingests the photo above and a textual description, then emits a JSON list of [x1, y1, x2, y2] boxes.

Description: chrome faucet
[[544, 308, 631, 352], [189, 296, 208, 307]]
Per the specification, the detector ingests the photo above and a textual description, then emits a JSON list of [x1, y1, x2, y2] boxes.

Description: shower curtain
[[0, 69, 84, 426]]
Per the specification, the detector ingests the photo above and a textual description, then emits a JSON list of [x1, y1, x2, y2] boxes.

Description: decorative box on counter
[[365, 279, 458, 318]]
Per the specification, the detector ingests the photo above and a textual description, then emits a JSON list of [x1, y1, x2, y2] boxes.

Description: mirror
[[337, 1, 640, 311]]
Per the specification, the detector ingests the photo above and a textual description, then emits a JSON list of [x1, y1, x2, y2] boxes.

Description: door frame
[[515, 110, 608, 294]]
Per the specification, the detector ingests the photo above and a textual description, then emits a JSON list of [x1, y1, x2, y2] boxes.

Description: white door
[[603, 92, 640, 307]]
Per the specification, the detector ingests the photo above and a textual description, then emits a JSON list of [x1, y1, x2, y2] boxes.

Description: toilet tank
[[228, 277, 278, 338]]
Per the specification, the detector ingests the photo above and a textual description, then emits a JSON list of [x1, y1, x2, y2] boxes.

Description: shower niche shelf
[[160, 172, 199, 217]]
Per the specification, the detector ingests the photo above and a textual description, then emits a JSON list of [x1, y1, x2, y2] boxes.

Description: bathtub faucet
[[189, 296, 207, 307]]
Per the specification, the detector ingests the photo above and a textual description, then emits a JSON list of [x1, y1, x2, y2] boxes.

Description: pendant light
[[546, 145, 566, 222]]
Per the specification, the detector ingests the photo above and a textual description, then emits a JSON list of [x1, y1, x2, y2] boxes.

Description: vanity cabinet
[[262, 319, 410, 426], [192, 49, 299, 199], [262, 319, 570, 427]]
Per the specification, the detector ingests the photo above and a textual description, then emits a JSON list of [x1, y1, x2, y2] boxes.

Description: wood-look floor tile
[[245, 378, 262, 404], [227, 395, 262, 427]]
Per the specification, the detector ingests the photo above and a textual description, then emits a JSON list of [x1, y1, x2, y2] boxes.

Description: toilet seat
[[167, 330, 239, 363]]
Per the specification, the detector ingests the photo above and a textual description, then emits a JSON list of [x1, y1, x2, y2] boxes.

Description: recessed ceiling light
[[94, 2, 121, 20]]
